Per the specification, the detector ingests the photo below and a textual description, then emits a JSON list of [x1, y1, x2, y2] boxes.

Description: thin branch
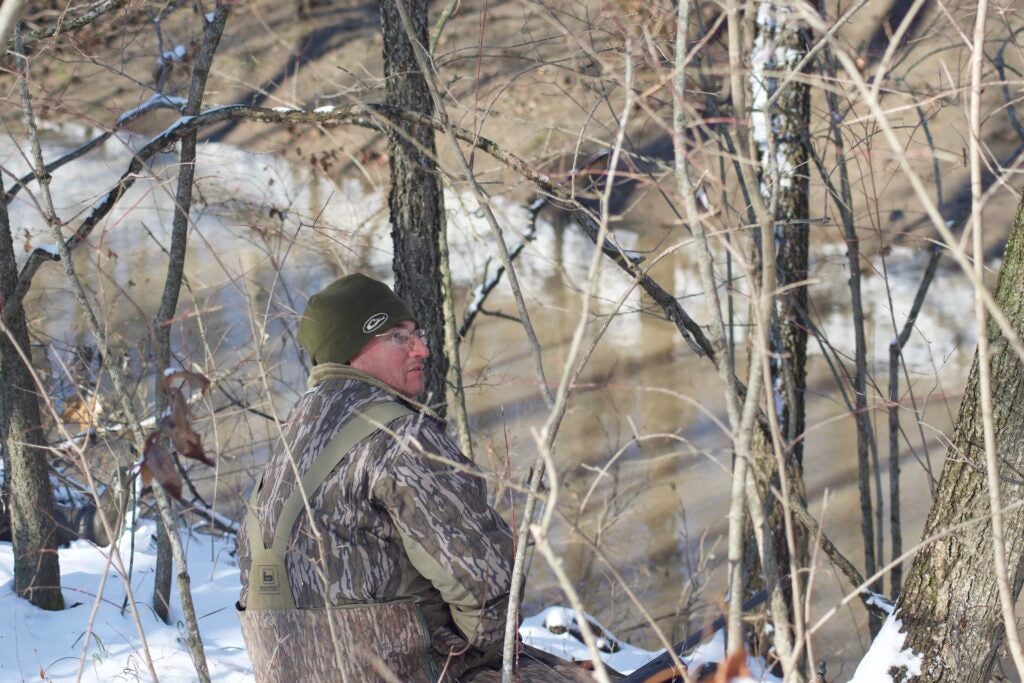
[[5, 94, 186, 205], [888, 245, 942, 595], [149, 0, 228, 627], [458, 197, 543, 338]]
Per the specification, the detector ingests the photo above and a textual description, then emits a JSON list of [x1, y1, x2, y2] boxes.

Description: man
[[236, 274, 591, 682]]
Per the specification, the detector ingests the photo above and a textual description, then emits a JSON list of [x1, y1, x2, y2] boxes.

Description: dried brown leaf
[[158, 370, 215, 467], [142, 432, 183, 500], [165, 390, 208, 462]]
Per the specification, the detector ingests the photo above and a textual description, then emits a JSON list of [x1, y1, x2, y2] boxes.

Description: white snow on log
[[520, 606, 653, 674], [864, 590, 896, 615], [155, 115, 195, 141], [38, 243, 61, 256], [850, 612, 923, 682], [314, 105, 335, 113], [272, 106, 299, 112], [115, 94, 186, 124]]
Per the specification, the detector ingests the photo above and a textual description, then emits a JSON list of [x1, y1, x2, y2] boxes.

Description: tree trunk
[[0, 178, 64, 611], [151, 7, 227, 626], [744, 0, 811, 651], [379, 0, 449, 416], [752, 1, 811, 476], [896, 194, 1024, 681]]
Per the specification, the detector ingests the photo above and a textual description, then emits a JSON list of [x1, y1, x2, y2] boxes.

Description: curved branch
[[5, 94, 186, 205]]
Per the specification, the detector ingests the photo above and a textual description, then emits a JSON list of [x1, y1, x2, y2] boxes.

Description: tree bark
[[744, 0, 811, 653], [0, 176, 64, 610], [896, 194, 1024, 681], [379, 0, 449, 416]]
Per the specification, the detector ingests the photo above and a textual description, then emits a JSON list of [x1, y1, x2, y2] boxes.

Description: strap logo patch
[[257, 565, 281, 594], [363, 312, 389, 333]]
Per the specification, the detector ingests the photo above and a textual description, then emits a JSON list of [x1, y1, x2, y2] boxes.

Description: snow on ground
[[520, 606, 654, 673], [0, 524, 785, 681], [521, 608, 781, 681], [849, 612, 922, 682], [0, 524, 249, 682]]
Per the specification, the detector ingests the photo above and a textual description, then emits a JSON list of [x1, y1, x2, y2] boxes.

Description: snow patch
[[520, 606, 654, 674], [159, 44, 187, 65], [850, 612, 923, 682], [314, 105, 336, 113]]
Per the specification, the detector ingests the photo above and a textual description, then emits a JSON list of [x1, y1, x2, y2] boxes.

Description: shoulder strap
[[244, 400, 413, 610]]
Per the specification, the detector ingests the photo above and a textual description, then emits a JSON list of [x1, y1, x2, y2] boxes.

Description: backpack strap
[[244, 400, 413, 610]]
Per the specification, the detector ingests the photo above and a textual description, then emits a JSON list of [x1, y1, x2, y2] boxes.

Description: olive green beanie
[[298, 274, 414, 365]]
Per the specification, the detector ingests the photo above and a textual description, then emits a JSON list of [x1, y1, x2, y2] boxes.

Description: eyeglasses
[[375, 327, 427, 348]]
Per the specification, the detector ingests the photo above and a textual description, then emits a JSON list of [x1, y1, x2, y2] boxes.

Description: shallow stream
[[2, 124, 977, 677]]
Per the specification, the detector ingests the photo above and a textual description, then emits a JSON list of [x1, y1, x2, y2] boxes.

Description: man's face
[[349, 321, 429, 397]]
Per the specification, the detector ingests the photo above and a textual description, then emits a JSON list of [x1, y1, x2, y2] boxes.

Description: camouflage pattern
[[237, 364, 514, 672], [238, 600, 435, 683]]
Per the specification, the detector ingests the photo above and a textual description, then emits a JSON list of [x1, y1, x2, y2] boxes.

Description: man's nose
[[410, 333, 429, 358]]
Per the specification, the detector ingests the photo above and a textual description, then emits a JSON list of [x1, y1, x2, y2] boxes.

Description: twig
[[458, 197, 543, 338], [815, 7, 881, 632], [887, 245, 942, 595], [429, 0, 459, 53], [0, 0, 27, 54], [530, 436, 611, 683], [675, 0, 746, 655], [13, 0, 130, 47], [12, 30, 160, 678]]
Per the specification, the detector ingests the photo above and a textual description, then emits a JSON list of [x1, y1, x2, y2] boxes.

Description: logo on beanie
[[363, 312, 389, 333]]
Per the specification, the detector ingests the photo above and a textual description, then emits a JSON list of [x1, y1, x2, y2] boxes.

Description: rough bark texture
[[238, 601, 435, 683], [752, 0, 811, 520], [744, 0, 811, 650], [896, 195, 1024, 681], [0, 179, 64, 610], [379, 0, 449, 416]]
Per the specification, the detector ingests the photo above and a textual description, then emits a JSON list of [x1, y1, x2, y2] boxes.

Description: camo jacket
[[236, 364, 514, 663]]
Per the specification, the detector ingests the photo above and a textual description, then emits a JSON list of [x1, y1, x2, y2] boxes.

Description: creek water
[[3, 123, 977, 677]]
